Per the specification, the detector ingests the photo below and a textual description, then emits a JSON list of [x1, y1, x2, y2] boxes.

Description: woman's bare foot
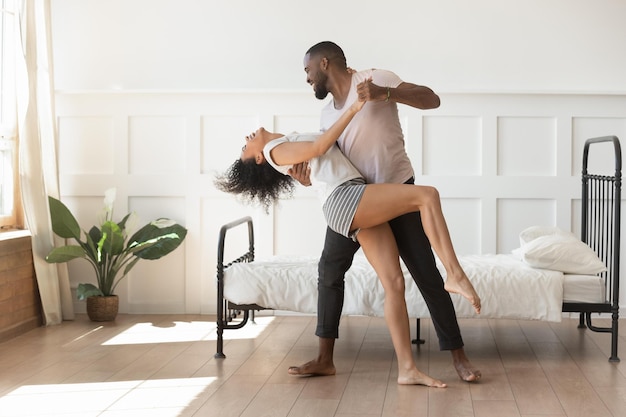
[[288, 359, 336, 376], [444, 275, 481, 314], [398, 369, 447, 387]]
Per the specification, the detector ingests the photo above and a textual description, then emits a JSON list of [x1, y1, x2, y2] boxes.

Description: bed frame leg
[[411, 318, 425, 345], [584, 312, 620, 363], [577, 313, 587, 329], [215, 321, 226, 359], [609, 311, 620, 362], [215, 301, 226, 359], [215, 338, 225, 359]]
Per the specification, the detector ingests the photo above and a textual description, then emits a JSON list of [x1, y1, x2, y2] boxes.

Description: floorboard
[[0, 314, 625, 416]]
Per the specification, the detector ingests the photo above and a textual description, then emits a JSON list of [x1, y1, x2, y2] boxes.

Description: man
[[287, 41, 481, 382]]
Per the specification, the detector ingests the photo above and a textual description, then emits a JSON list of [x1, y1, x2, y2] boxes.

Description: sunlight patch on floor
[[70, 326, 104, 343], [0, 377, 217, 417], [102, 316, 276, 345]]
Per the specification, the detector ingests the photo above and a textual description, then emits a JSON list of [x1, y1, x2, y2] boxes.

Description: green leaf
[[117, 212, 132, 230], [76, 283, 104, 300], [84, 226, 102, 263], [48, 196, 82, 240], [46, 245, 87, 263], [100, 221, 125, 256], [128, 222, 187, 260], [88, 226, 102, 248]]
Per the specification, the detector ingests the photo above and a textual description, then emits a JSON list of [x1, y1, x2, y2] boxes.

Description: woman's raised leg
[[351, 183, 481, 313], [356, 223, 446, 387]]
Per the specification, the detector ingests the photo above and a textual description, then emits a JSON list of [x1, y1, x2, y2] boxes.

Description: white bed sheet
[[224, 253, 570, 322]]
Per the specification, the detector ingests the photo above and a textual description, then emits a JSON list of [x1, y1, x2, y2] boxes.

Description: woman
[[216, 98, 479, 387]]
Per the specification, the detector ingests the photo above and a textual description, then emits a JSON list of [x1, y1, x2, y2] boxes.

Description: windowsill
[[0, 229, 31, 240]]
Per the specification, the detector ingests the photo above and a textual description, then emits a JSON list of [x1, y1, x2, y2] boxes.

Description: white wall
[[51, 0, 626, 93], [49, 0, 626, 314]]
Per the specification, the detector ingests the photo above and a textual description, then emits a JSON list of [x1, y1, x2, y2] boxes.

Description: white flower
[[101, 188, 117, 223], [103, 188, 116, 208]]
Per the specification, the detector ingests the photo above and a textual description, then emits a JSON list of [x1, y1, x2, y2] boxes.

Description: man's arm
[[356, 79, 440, 110]]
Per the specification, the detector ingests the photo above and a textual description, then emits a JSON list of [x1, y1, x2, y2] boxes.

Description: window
[[0, 0, 22, 229]]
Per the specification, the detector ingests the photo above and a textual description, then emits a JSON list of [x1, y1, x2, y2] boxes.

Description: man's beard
[[313, 74, 329, 100]]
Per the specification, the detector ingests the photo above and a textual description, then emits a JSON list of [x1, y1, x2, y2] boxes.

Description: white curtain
[[15, 0, 73, 324]]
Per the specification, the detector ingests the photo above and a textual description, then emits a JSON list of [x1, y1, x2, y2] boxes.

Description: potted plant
[[45, 188, 188, 321]]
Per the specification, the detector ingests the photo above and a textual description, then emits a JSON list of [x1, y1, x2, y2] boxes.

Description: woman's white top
[[263, 132, 362, 205]]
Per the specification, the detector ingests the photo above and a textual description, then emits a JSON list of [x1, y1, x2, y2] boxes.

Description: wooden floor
[[0, 314, 625, 417]]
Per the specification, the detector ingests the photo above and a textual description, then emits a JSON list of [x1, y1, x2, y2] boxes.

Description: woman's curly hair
[[215, 158, 295, 212]]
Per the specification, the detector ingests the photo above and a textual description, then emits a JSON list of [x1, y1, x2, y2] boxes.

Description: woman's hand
[[356, 77, 388, 102], [350, 96, 366, 113]]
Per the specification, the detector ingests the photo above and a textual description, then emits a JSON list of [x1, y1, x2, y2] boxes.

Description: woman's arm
[[270, 99, 365, 166]]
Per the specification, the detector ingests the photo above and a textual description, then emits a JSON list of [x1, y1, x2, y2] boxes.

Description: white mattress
[[563, 274, 606, 303], [224, 253, 603, 323]]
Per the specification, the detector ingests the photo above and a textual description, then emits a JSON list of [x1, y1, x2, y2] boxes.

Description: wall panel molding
[[55, 91, 626, 314]]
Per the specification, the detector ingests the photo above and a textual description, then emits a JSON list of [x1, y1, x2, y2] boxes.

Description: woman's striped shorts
[[322, 178, 366, 241]]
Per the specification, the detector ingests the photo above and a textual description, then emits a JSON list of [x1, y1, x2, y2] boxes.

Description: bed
[[215, 136, 621, 362]]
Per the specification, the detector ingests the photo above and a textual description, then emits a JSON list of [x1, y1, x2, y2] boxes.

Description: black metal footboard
[[215, 216, 261, 358], [562, 136, 621, 362]]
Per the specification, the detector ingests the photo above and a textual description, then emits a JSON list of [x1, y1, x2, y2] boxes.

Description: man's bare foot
[[445, 275, 481, 314], [288, 359, 336, 376], [398, 369, 447, 387], [451, 348, 481, 382]]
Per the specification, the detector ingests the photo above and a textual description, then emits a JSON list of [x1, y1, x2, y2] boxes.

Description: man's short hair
[[306, 41, 347, 69]]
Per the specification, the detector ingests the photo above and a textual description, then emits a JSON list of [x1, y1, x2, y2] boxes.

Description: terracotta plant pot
[[86, 295, 119, 322]]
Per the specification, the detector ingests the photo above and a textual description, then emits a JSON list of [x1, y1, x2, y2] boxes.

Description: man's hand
[[358, 77, 439, 109], [356, 78, 388, 102], [288, 161, 312, 186]]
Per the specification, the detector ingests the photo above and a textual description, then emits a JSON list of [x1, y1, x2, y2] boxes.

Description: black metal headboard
[[582, 136, 621, 307], [565, 135, 621, 362]]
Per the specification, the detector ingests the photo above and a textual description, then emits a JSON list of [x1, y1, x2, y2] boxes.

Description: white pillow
[[518, 225, 576, 246], [515, 229, 606, 274]]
